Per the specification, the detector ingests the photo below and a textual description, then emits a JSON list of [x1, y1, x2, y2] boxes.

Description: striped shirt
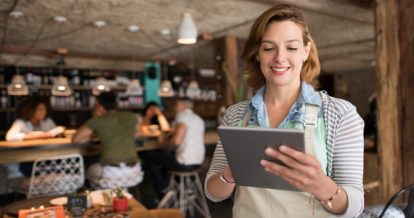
[[205, 91, 365, 217]]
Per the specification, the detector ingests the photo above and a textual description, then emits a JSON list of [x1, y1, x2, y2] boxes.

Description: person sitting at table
[[5, 95, 64, 178], [6, 96, 64, 141], [72, 92, 143, 189], [138, 101, 170, 136], [139, 97, 205, 198]]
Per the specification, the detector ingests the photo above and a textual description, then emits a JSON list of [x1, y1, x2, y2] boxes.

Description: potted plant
[[112, 187, 128, 212]]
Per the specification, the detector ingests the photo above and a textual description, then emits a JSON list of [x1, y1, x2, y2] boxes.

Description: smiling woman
[[205, 4, 365, 218]]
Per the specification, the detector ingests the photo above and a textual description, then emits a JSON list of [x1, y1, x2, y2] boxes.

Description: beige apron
[[233, 104, 337, 218]]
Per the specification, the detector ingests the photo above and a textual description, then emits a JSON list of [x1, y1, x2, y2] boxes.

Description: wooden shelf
[[0, 108, 15, 112], [0, 84, 127, 91], [1, 106, 144, 112]]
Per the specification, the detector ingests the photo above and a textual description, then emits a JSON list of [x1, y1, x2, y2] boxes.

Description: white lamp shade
[[186, 80, 201, 99], [7, 75, 29, 96], [92, 77, 110, 96], [51, 75, 72, 96], [126, 79, 143, 96], [158, 80, 175, 97], [177, 12, 198, 44]]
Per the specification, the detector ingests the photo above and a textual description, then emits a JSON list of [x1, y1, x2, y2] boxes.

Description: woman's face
[[32, 103, 47, 123], [258, 20, 310, 89]]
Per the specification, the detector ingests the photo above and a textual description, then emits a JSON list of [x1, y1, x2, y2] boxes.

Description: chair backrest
[[379, 183, 414, 218], [28, 154, 84, 198]]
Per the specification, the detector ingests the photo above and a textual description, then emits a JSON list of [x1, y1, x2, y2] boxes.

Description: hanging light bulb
[[92, 77, 110, 96], [158, 80, 174, 97], [7, 74, 29, 96], [126, 79, 143, 96], [177, 12, 198, 44], [51, 75, 72, 96]]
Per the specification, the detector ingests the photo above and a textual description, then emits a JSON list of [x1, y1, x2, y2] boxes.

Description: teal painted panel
[[144, 62, 161, 105]]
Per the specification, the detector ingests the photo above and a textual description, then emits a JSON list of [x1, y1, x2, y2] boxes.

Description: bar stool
[[157, 169, 211, 218]]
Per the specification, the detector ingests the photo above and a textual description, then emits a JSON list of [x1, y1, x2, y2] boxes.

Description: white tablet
[[218, 126, 305, 191]]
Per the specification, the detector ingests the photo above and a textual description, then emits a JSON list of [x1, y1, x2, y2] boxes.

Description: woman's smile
[[270, 66, 291, 76]]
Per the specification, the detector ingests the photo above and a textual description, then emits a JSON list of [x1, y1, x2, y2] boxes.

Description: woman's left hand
[[260, 145, 332, 200]]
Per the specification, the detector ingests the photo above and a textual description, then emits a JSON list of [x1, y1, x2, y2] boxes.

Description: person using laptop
[[205, 4, 364, 217]]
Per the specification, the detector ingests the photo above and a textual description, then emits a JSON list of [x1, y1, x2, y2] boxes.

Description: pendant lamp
[[126, 79, 143, 96], [177, 12, 197, 44], [186, 80, 200, 99], [51, 75, 72, 96], [92, 77, 110, 96], [158, 80, 174, 97], [8, 74, 29, 96]]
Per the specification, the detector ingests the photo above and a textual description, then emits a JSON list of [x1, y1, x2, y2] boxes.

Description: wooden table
[[2, 196, 156, 218], [0, 131, 219, 164]]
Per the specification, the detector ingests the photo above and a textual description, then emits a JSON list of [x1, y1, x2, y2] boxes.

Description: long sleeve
[[6, 120, 27, 141], [322, 93, 365, 218], [331, 103, 365, 217], [204, 101, 248, 202]]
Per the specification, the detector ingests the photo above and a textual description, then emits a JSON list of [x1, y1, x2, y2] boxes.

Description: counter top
[[0, 131, 219, 164]]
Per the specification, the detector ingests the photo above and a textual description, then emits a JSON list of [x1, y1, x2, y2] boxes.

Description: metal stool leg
[[194, 174, 211, 218], [160, 170, 211, 218]]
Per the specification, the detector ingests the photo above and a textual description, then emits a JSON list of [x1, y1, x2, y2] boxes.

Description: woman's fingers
[[265, 146, 320, 169], [261, 145, 324, 190]]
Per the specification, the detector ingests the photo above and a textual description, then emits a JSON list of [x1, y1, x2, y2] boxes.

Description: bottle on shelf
[[1, 89, 8, 108]]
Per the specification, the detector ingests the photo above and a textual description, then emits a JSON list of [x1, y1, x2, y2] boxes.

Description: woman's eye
[[263, 47, 274, 51], [287, 47, 298, 51]]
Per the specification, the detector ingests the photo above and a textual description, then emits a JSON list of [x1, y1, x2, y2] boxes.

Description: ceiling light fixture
[[53, 16, 67, 23], [8, 74, 29, 96], [177, 12, 197, 44], [126, 79, 143, 96], [94, 20, 106, 28], [158, 80, 174, 97], [160, 29, 171, 36], [92, 77, 110, 96], [158, 63, 174, 97], [52, 75, 72, 96], [9, 10, 24, 19], [128, 25, 140, 33]]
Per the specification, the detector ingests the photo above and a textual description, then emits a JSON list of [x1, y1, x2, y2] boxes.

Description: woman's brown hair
[[16, 96, 51, 121], [242, 4, 321, 91]]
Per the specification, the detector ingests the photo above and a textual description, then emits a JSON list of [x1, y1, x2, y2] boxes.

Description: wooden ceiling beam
[[244, 0, 373, 25]]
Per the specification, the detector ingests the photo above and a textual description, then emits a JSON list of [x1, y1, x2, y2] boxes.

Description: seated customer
[[6, 96, 64, 177], [139, 102, 170, 136], [6, 96, 64, 141], [140, 97, 205, 197], [72, 92, 143, 188]]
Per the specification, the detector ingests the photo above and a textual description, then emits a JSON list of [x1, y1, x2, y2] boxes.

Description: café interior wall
[[334, 69, 376, 118]]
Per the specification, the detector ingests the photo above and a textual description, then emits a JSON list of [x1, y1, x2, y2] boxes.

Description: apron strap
[[304, 104, 319, 156]]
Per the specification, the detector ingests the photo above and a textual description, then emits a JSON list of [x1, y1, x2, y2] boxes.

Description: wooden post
[[376, 0, 414, 202], [399, 0, 414, 189], [224, 36, 239, 106]]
